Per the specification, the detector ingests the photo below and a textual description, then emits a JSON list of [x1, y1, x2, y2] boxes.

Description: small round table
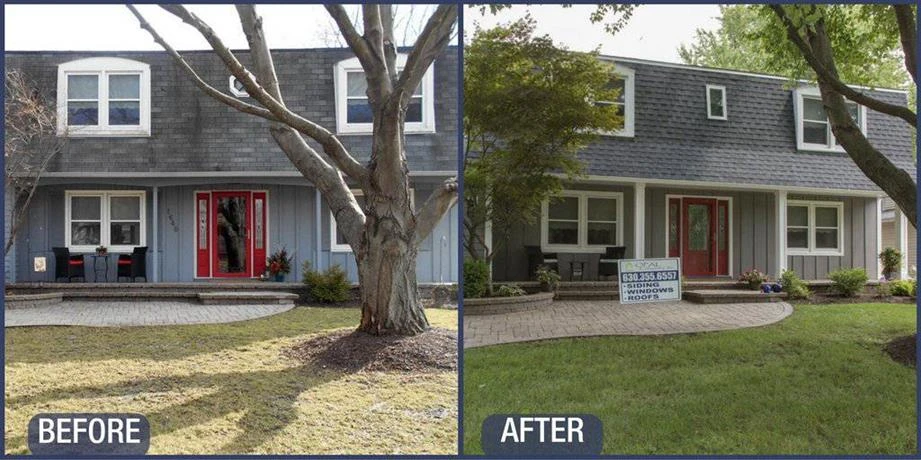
[[89, 254, 110, 282]]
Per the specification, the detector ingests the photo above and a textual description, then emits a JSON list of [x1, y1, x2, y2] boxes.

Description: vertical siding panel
[[753, 194, 767, 272], [733, 194, 742, 276], [766, 192, 776, 276], [864, 198, 877, 279]]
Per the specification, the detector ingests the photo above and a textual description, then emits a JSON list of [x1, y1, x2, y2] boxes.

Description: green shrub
[[889, 279, 917, 297], [302, 262, 351, 303], [535, 265, 561, 292], [780, 269, 811, 300], [828, 268, 869, 297], [464, 259, 490, 299], [879, 247, 902, 280], [495, 284, 526, 297]]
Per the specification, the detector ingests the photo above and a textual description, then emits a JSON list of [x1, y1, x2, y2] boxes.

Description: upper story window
[[596, 64, 635, 137], [706, 84, 727, 120], [334, 55, 435, 135], [541, 191, 623, 252], [793, 87, 865, 152], [229, 75, 249, 97], [57, 57, 151, 137]]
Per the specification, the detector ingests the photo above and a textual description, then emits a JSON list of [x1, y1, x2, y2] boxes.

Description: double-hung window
[[596, 64, 635, 137], [794, 87, 865, 152], [334, 55, 435, 134], [58, 57, 151, 136], [542, 191, 623, 251], [786, 200, 843, 256], [66, 191, 146, 252]]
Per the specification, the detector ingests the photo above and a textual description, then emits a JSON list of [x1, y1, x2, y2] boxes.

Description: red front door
[[195, 191, 267, 278], [682, 198, 718, 277]]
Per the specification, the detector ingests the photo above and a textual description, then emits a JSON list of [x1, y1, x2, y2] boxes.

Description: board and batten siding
[[645, 188, 777, 278], [320, 183, 459, 284], [786, 194, 879, 280]]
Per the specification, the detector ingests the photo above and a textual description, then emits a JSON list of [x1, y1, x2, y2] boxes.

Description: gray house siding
[[14, 180, 456, 283], [786, 194, 879, 280]]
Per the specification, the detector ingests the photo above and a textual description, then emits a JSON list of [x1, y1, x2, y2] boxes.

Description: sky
[[5, 4, 722, 63], [464, 5, 722, 63]]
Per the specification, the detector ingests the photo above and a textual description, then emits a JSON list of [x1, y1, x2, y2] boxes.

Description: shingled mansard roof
[[581, 56, 915, 192], [4, 47, 458, 175]]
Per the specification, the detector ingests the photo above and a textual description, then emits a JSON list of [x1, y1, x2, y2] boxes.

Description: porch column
[[152, 185, 159, 282], [634, 182, 645, 259], [775, 190, 787, 278], [895, 205, 909, 279]]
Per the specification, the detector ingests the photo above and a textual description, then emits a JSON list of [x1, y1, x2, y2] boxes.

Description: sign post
[[618, 258, 682, 304]]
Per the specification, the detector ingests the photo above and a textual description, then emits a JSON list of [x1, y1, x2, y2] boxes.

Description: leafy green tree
[[679, 4, 916, 227], [464, 18, 621, 286]]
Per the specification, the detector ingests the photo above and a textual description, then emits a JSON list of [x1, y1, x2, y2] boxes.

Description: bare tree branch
[[325, 5, 375, 70], [395, 4, 457, 109], [771, 5, 916, 127], [893, 4, 917, 84], [413, 178, 458, 245]]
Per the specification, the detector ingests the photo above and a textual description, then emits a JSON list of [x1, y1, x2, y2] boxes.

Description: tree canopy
[[463, 17, 621, 262]]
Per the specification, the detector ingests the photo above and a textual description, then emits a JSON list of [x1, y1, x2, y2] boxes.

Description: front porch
[[490, 178, 892, 282]]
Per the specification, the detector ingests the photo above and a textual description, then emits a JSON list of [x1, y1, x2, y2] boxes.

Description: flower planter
[[273, 273, 286, 282]]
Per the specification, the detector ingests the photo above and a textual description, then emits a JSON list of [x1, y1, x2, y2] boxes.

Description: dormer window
[[596, 64, 634, 137], [794, 87, 865, 152], [334, 55, 435, 135], [706, 84, 727, 120], [229, 75, 248, 97], [57, 57, 151, 137]]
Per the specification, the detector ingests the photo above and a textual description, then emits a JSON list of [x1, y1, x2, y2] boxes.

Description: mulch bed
[[801, 293, 916, 304], [884, 334, 916, 367], [284, 327, 457, 373]]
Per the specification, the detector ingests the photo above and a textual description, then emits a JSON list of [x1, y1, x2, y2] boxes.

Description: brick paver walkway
[[464, 300, 793, 348], [5, 300, 295, 327]]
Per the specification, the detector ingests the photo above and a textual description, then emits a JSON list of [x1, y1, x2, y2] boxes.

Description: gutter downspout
[[315, 188, 322, 270]]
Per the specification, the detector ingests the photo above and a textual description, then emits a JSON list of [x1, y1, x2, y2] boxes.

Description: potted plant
[[535, 265, 561, 292], [879, 247, 902, 280], [738, 269, 768, 290], [266, 247, 292, 282], [95, 245, 107, 256]]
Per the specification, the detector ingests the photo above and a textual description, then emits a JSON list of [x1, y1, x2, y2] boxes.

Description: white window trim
[[786, 200, 844, 256], [229, 75, 249, 97], [598, 65, 635, 138], [706, 84, 727, 120], [793, 86, 866, 153], [334, 55, 435, 135], [330, 189, 415, 252], [540, 190, 624, 253], [57, 57, 151, 137], [65, 190, 147, 253]]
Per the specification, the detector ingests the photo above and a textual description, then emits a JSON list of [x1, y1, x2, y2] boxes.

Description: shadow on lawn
[[7, 365, 340, 454], [5, 307, 359, 364]]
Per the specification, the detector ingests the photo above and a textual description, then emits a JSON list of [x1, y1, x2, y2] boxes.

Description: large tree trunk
[[356, 210, 428, 335]]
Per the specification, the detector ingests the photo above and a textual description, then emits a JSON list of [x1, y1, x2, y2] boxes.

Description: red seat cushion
[[68, 260, 83, 266], [117, 260, 132, 265]]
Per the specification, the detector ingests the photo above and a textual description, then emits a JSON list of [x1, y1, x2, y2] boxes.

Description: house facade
[[5, 48, 458, 284], [491, 56, 915, 282]]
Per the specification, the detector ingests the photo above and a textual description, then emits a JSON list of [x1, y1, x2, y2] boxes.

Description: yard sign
[[618, 258, 682, 304]]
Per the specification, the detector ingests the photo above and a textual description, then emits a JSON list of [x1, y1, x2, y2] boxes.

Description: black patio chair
[[598, 246, 627, 279], [52, 247, 85, 282], [525, 245, 559, 280], [117, 246, 148, 282]]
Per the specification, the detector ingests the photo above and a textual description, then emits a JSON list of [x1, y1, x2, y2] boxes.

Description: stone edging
[[464, 292, 554, 315], [6, 292, 63, 310]]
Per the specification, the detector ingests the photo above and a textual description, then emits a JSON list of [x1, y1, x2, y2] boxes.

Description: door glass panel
[[718, 205, 727, 251], [688, 204, 710, 251], [255, 198, 264, 250], [198, 199, 208, 250], [216, 196, 247, 274]]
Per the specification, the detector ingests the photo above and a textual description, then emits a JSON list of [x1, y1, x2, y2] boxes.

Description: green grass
[[463, 303, 916, 455], [5, 307, 458, 455]]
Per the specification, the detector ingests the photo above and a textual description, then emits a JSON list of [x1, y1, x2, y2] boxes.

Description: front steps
[[683, 289, 787, 304]]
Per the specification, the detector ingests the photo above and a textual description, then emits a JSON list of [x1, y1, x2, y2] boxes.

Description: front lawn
[[5, 307, 457, 455], [463, 303, 915, 455]]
